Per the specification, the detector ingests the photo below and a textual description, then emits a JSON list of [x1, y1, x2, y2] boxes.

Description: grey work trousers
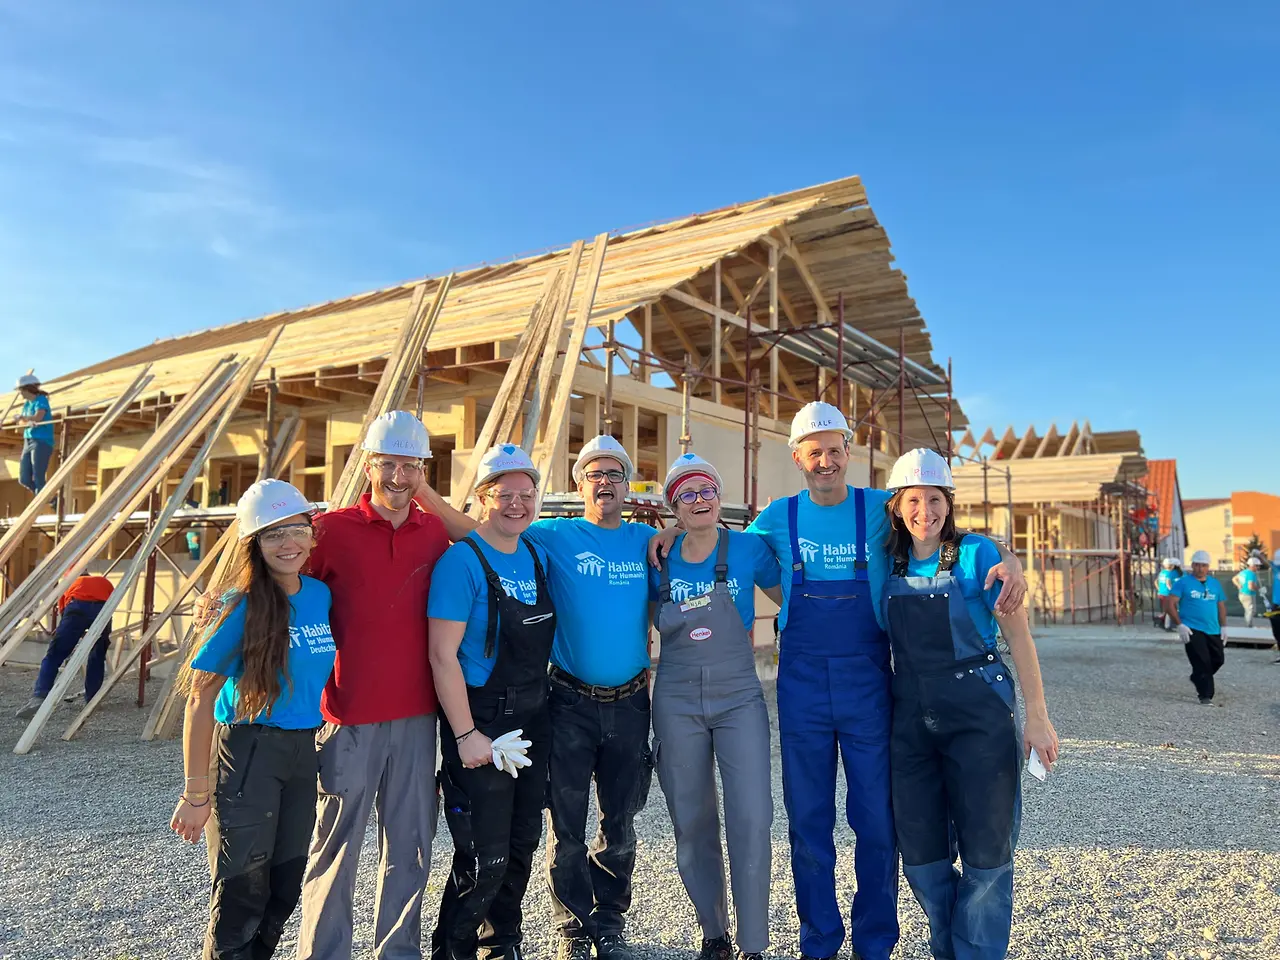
[[651, 668, 774, 953], [296, 714, 438, 960]]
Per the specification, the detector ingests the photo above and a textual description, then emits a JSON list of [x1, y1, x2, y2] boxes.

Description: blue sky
[[1, 1, 1276, 498]]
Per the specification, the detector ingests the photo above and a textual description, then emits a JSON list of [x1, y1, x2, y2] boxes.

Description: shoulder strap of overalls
[[521, 535, 548, 593], [938, 539, 961, 573], [458, 536, 503, 659], [714, 528, 729, 584], [853, 486, 869, 582], [787, 495, 803, 587], [658, 531, 674, 604]]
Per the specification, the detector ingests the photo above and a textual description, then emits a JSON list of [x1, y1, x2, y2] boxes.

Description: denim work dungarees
[[882, 539, 1022, 960], [651, 530, 773, 954], [777, 490, 899, 960]]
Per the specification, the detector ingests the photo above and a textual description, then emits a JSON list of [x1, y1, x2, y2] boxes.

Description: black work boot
[[595, 934, 634, 960], [699, 937, 733, 960]]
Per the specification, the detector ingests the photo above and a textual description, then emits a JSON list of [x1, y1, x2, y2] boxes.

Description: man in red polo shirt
[[296, 411, 469, 960]]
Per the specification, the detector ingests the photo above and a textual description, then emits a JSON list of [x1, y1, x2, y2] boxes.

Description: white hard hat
[[663, 452, 725, 508], [236, 479, 318, 538], [1190, 549, 1212, 565], [15, 374, 39, 390], [886, 447, 955, 491], [789, 401, 853, 448], [1274, 549, 1280, 565], [572, 434, 634, 483], [362, 410, 432, 459], [1161, 557, 1176, 569], [477, 443, 541, 488], [1248, 556, 1263, 567]]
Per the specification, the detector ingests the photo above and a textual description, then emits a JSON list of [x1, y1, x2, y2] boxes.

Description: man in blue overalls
[[747, 403, 1027, 960]]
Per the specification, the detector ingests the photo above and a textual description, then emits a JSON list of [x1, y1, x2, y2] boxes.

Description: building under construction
[[0, 175, 966, 753]]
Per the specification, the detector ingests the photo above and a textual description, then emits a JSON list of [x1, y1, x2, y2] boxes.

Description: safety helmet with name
[[1161, 557, 1176, 569], [572, 434, 634, 484], [15, 373, 40, 390], [886, 447, 955, 491], [663, 452, 725, 509], [237, 479, 318, 538], [477, 443, 541, 489], [362, 410, 432, 459], [789, 401, 853, 449], [1190, 549, 1212, 565]]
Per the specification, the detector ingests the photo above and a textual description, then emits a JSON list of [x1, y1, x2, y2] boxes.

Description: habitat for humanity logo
[[669, 578, 696, 602], [290, 622, 335, 654], [500, 576, 538, 601], [798, 538, 821, 563], [576, 551, 606, 576]]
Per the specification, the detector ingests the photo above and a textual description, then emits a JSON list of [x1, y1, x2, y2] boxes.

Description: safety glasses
[[675, 486, 719, 505], [257, 522, 314, 546]]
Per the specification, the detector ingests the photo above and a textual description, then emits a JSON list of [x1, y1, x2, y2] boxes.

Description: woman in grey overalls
[[649, 453, 783, 960], [880, 449, 1058, 960]]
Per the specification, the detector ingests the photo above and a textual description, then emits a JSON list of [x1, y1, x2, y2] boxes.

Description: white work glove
[[1176, 623, 1193, 645], [491, 730, 533, 779], [1220, 629, 1228, 644]]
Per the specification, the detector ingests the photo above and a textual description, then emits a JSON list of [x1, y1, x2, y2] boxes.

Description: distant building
[[1184, 492, 1280, 570], [1183, 498, 1232, 570]]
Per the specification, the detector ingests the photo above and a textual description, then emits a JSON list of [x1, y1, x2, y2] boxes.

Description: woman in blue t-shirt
[[13, 373, 55, 495], [170, 479, 334, 960], [647, 453, 782, 960], [880, 449, 1058, 960]]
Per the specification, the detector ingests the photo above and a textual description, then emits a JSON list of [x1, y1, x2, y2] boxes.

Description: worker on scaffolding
[[650, 403, 1028, 960], [1156, 558, 1180, 631], [1232, 556, 1264, 628], [13, 372, 54, 495], [1168, 550, 1228, 704], [648, 452, 781, 960], [879, 447, 1058, 960], [13, 574, 114, 719]]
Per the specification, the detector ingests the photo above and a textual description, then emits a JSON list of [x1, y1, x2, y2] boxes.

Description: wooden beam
[[641, 304, 652, 385], [768, 243, 779, 420], [655, 299, 704, 367], [712, 262, 722, 404]]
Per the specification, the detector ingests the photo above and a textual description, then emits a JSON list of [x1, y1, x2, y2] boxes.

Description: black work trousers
[[434, 704, 552, 960], [204, 723, 318, 960], [1184, 629, 1225, 701], [1270, 613, 1280, 647], [544, 679, 653, 941]]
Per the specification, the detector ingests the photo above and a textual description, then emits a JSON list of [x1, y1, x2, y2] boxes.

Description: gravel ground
[[1, 625, 1276, 960]]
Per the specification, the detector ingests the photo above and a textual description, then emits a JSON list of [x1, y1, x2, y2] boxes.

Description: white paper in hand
[[1027, 748, 1048, 782]]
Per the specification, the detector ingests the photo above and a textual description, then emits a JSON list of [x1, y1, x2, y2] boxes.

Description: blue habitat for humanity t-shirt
[[525, 517, 654, 686], [648, 530, 781, 631], [22, 394, 54, 445], [1170, 575, 1225, 634], [903, 535, 1004, 647], [191, 575, 335, 729], [747, 486, 892, 632], [1273, 562, 1280, 606], [1238, 569, 1259, 596], [428, 534, 550, 686], [1157, 569, 1178, 596]]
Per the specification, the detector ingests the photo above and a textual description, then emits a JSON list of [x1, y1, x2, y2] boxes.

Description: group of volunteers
[[168, 401, 1059, 960]]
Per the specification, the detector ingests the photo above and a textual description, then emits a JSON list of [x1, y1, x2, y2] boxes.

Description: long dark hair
[[885, 486, 959, 563], [205, 535, 294, 721]]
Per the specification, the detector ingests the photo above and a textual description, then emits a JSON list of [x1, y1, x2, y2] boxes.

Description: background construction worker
[[14, 372, 54, 494], [14, 573, 114, 719], [648, 453, 781, 960], [427, 445, 554, 960], [1233, 556, 1264, 628], [735, 402, 1028, 960], [295, 411, 463, 960], [1156, 558, 1180, 631], [1169, 550, 1228, 704], [170, 480, 333, 960], [880, 448, 1057, 960], [1270, 550, 1280, 659]]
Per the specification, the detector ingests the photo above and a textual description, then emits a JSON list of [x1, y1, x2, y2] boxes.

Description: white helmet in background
[[1161, 557, 1176, 569], [237, 479, 318, 538], [1190, 550, 1212, 565], [477, 443, 541, 488], [362, 410, 432, 459], [663, 452, 725, 508], [14, 373, 40, 390], [573, 434, 634, 483], [789, 401, 853, 448], [887, 447, 955, 491], [1247, 556, 1264, 568]]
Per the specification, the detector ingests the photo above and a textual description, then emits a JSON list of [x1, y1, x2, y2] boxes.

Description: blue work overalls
[[777, 490, 899, 960], [882, 540, 1022, 960]]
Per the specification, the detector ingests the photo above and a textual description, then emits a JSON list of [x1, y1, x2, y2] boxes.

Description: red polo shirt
[[308, 493, 448, 725]]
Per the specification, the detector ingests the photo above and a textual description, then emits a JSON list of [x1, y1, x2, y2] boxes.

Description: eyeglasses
[[487, 490, 537, 506], [369, 458, 424, 476], [675, 486, 719, 505], [583, 469, 626, 484], [257, 523, 314, 546]]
